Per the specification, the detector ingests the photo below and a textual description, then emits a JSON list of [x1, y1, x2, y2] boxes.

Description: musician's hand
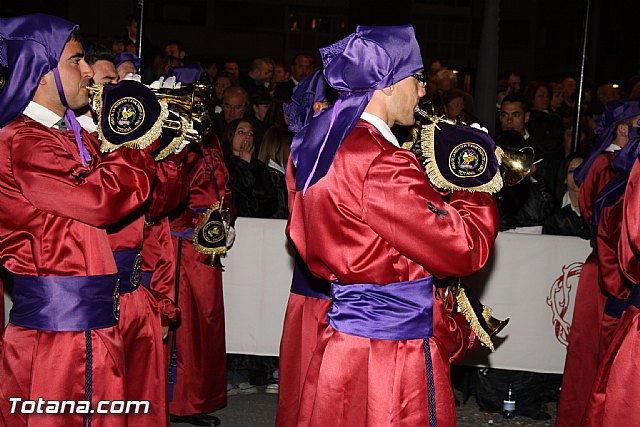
[[161, 326, 169, 340], [226, 226, 236, 249]]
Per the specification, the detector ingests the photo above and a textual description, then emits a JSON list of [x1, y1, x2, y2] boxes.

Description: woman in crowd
[[221, 118, 277, 218], [542, 153, 590, 238], [257, 125, 293, 219]]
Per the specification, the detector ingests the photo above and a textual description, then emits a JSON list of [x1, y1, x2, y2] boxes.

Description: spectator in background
[[507, 71, 522, 94], [221, 118, 277, 218], [212, 86, 249, 140], [240, 57, 273, 96], [164, 40, 186, 61], [435, 68, 457, 94], [85, 46, 118, 84], [249, 89, 274, 152], [124, 14, 137, 47], [542, 153, 590, 238], [257, 125, 292, 219], [110, 36, 125, 53], [597, 83, 621, 105], [114, 51, 140, 80], [557, 76, 577, 117], [551, 83, 570, 118], [155, 55, 183, 80], [442, 89, 466, 123], [274, 53, 314, 101], [273, 61, 290, 85], [212, 71, 238, 114], [203, 58, 219, 79], [499, 93, 556, 192], [524, 81, 564, 173], [223, 59, 240, 80], [494, 131, 556, 232]]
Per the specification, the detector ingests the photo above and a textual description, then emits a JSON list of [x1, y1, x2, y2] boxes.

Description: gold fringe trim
[[99, 100, 169, 153], [192, 200, 228, 257], [456, 287, 495, 352], [420, 121, 504, 194], [154, 114, 189, 161]]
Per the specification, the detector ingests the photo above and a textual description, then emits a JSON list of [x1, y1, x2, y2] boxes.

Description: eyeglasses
[[223, 103, 246, 111], [412, 72, 428, 88]]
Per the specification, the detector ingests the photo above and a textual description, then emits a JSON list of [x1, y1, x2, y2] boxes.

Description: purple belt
[[604, 295, 628, 319], [171, 228, 194, 240], [327, 276, 434, 340], [113, 249, 144, 294], [289, 256, 331, 300], [10, 274, 119, 331], [140, 271, 152, 289], [629, 285, 640, 309]]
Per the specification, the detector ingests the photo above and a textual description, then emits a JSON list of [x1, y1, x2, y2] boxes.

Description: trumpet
[[410, 107, 534, 188], [499, 146, 535, 186]]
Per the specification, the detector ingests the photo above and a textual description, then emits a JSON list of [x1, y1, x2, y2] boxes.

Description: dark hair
[[523, 81, 552, 110], [441, 89, 466, 106], [164, 40, 185, 53], [290, 53, 313, 67], [258, 124, 292, 167], [554, 152, 584, 202], [221, 118, 255, 162], [251, 89, 273, 107], [501, 93, 529, 112], [85, 45, 115, 66]]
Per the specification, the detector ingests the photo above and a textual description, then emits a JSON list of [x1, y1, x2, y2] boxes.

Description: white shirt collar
[[22, 102, 62, 128], [75, 114, 98, 133], [360, 112, 399, 147], [267, 159, 285, 175], [562, 190, 581, 216], [605, 143, 621, 152]]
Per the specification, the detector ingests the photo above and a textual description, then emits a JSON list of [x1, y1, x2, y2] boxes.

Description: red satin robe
[[276, 156, 332, 427], [106, 158, 185, 427], [287, 121, 499, 427], [0, 116, 156, 427], [595, 197, 629, 354], [581, 159, 640, 427], [167, 138, 232, 416], [557, 152, 616, 427]]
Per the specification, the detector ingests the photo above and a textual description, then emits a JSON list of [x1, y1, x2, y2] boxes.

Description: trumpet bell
[[500, 146, 535, 186], [485, 314, 510, 337], [207, 253, 225, 269]]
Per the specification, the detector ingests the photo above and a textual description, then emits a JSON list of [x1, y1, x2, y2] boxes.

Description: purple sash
[[629, 285, 640, 310], [140, 271, 152, 289], [604, 295, 628, 319], [10, 274, 119, 331], [328, 277, 434, 340], [113, 249, 143, 294], [171, 228, 194, 240], [289, 256, 331, 300]]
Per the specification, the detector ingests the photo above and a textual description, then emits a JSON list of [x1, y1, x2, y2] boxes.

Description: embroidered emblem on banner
[[130, 254, 142, 287], [203, 220, 225, 245], [109, 97, 145, 135], [546, 262, 583, 346], [449, 142, 487, 178]]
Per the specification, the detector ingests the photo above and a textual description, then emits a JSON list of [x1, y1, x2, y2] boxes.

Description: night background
[[2, 0, 639, 94]]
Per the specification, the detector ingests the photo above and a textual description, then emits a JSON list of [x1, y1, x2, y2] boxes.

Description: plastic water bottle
[[503, 383, 516, 418]]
